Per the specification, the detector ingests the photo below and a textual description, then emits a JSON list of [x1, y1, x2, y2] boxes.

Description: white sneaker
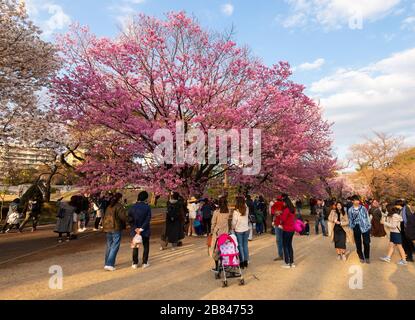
[[142, 263, 150, 269], [93, 228, 99, 231], [380, 256, 391, 263], [104, 266, 116, 271], [131, 264, 139, 269], [290, 264, 296, 268], [281, 264, 291, 269], [397, 260, 408, 266]]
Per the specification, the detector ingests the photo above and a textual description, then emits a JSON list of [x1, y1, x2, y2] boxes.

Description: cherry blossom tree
[[0, 0, 84, 200], [0, 0, 59, 144], [52, 12, 335, 197]]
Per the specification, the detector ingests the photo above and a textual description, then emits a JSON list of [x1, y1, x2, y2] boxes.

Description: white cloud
[[310, 48, 415, 157], [402, 16, 415, 31], [109, 0, 146, 31], [25, 0, 71, 37], [221, 3, 234, 16], [282, 0, 401, 30], [281, 12, 307, 28], [297, 58, 325, 71]]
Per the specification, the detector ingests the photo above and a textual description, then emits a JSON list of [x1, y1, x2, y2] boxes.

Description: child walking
[[380, 207, 407, 265]]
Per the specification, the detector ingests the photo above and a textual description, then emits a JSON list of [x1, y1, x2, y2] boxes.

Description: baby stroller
[[213, 233, 245, 287]]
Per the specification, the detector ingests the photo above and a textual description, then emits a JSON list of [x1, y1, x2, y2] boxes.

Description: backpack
[[405, 213, 415, 241]]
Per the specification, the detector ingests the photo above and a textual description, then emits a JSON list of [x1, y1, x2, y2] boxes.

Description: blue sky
[[24, 0, 415, 161]]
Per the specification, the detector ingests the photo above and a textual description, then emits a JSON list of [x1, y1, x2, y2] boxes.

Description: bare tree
[[348, 132, 405, 199]]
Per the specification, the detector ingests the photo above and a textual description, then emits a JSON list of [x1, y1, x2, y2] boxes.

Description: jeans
[[133, 236, 150, 265], [235, 230, 250, 262], [315, 216, 327, 235], [282, 231, 294, 264], [353, 225, 371, 260], [105, 231, 122, 267], [256, 222, 264, 234], [275, 227, 284, 258]]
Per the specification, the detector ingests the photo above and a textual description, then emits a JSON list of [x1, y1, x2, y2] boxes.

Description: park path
[[0, 208, 166, 267], [0, 226, 414, 300]]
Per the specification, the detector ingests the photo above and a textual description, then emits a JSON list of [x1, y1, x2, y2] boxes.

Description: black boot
[[240, 261, 245, 269], [244, 261, 248, 268]]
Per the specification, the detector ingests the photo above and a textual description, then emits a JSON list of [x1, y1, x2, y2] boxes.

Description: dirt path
[[0, 209, 166, 267], [0, 229, 414, 300]]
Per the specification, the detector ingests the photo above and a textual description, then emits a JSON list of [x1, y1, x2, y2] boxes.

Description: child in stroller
[[212, 233, 245, 287]]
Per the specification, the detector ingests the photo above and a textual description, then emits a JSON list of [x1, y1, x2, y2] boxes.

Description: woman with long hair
[[278, 194, 296, 268], [210, 194, 230, 271], [232, 196, 250, 269], [328, 201, 353, 261], [102, 192, 127, 271]]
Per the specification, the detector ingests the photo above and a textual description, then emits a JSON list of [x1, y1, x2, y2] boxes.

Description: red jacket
[[279, 207, 296, 232]]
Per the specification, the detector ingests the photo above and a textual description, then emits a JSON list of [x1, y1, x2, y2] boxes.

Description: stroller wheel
[[239, 279, 245, 286], [222, 280, 228, 287]]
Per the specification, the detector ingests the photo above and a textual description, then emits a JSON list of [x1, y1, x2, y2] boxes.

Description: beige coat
[[210, 210, 230, 257], [328, 210, 354, 244]]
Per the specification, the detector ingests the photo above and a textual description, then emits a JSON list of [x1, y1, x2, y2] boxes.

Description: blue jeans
[[105, 231, 122, 267], [235, 230, 250, 262], [315, 217, 327, 235], [275, 227, 284, 258], [256, 221, 264, 234]]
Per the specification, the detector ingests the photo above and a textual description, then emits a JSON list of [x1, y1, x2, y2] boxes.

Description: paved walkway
[[0, 228, 414, 300]]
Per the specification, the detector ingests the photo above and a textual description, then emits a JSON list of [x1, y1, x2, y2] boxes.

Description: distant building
[[0, 144, 55, 170]]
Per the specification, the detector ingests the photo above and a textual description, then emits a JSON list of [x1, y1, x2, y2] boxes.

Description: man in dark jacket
[[200, 199, 213, 235], [128, 191, 152, 268], [396, 199, 414, 262]]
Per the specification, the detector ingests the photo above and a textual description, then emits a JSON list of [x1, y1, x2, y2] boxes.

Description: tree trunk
[[44, 166, 58, 202]]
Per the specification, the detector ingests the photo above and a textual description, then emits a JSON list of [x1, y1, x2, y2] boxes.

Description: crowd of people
[[1, 190, 414, 274]]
